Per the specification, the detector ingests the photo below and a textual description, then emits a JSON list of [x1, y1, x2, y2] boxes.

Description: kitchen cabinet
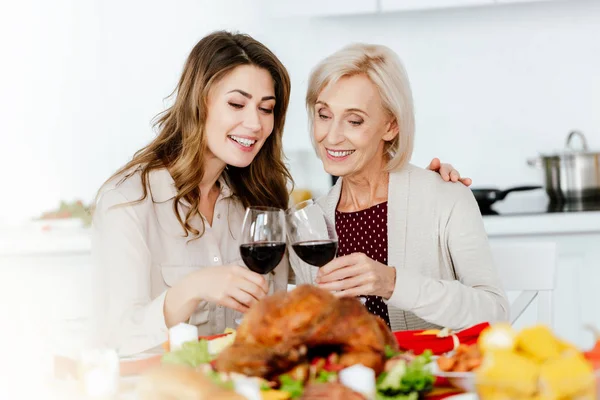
[[484, 212, 600, 350], [495, 0, 559, 3], [262, 0, 562, 18], [261, 0, 378, 18], [380, 0, 493, 12]]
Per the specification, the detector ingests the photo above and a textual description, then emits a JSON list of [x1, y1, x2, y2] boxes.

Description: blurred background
[[1, 0, 600, 396], [1, 0, 599, 223]]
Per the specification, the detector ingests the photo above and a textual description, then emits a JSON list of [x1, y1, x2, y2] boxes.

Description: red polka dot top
[[335, 201, 391, 329]]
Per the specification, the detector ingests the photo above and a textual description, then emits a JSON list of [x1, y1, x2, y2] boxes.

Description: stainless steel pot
[[528, 131, 600, 201]]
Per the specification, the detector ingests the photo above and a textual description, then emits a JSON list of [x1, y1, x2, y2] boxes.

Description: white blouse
[[91, 167, 289, 356]]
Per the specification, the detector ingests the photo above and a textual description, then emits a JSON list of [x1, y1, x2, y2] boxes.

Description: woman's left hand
[[315, 253, 396, 299], [427, 158, 472, 186]]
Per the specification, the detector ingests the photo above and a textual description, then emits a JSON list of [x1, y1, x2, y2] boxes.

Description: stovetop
[[479, 193, 600, 216]]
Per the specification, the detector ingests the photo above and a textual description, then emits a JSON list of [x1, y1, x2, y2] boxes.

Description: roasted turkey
[[214, 285, 398, 379]]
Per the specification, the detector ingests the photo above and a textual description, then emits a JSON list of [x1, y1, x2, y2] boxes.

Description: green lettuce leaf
[[279, 374, 304, 399], [161, 340, 211, 368], [206, 370, 234, 390], [376, 350, 434, 398], [385, 345, 401, 359], [315, 370, 337, 383], [376, 392, 419, 400]]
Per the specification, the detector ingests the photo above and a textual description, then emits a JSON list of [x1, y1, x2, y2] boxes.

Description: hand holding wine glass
[[191, 264, 269, 313], [286, 201, 370, 304]]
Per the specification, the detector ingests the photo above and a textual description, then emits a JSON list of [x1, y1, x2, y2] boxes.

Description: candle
[[79, 348, 120, 398], [339, 364, 376, 400], [168, 323, 198, 351]]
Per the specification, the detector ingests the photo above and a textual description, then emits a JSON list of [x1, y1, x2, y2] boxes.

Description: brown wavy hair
[[98, 31, 293, 237]]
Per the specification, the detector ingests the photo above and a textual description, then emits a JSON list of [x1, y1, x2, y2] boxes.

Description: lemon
[[207, 329, 237, 355], [478, 323, 517, 353]]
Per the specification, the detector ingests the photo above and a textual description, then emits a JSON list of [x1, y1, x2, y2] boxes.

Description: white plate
[[430, 361, 476, 392]]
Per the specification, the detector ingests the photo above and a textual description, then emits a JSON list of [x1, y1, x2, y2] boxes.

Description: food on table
[[143, 285, 435, 400], [475, 324, 597, 399], [393, 323, 490, 356], [477, 322, 516, 353], [168, 322, 199, 351], [233, 376, 266, 400], [339, 364, 376, 399], [515, 325, 565, 362], [214, 285, 398, 378], [436, 343, 482, 373], [584, 325, 600, 369], [137, 364, 245, 400], [377, 351, 435, 398], [476, 350, 539, 397], [539, 352, 596, 399], [209, 328, 237, 355], [161, 340, 211, 368], [262, 390, 293, 400], [161, 328, 236, 353], [299, 382, 366, 400]]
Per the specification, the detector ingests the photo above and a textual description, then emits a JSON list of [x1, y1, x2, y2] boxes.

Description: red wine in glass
[[240, 241, 286, 274], [239, 206, 287, 275], [286, 200, 338, 267], [291, 240, 338, 267]]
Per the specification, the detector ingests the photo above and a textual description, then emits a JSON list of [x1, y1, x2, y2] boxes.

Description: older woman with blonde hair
[[291, 43, 509, 331]]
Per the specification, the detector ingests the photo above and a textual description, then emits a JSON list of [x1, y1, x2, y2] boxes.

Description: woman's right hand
[[193, 264, 269, 313]]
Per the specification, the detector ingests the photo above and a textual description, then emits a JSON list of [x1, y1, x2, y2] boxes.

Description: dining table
[[44, 376, 472, 400], [46, 350, 473, 400]]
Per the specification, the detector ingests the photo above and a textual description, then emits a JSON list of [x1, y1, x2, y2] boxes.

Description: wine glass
[[286, 200, 338, 268], [286, 200, 367, 304], [236, 206, 286, 325], [239, 206, 287, 274]]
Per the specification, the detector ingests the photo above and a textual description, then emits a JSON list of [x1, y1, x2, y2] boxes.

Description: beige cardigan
[[290, 164, 509, 332]]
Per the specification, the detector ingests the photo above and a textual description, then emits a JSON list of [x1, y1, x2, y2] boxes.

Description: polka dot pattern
[[335, 202, 390, 328]]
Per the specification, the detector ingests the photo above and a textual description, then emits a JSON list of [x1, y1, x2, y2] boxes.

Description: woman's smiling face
[[204, 64, 276, 168], [312, 74, 398, 178]]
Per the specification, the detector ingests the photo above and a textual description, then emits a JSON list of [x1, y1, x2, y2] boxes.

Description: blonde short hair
[[306, 43, 415, 172]]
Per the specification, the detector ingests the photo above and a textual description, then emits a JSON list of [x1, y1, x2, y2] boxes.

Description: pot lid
[[539, 130, 600, 157]]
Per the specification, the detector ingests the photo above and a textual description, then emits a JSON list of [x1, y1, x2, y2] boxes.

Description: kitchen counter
[[483, 210, 600, 236], [0, 225, 91, 257], [481, 193, 600, 236], [479, 193, 600, 349], [2, 199, 600, 256]]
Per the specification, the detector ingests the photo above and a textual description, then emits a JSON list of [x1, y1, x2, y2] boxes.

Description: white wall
[[1, 0, 599, 223], [0, 0, 269, 224], [270, 0, 600, 195]]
